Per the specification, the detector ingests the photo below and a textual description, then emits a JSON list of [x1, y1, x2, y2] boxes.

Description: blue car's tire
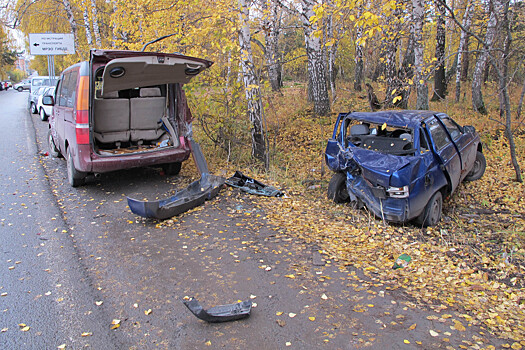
[[416, 191, 442, 227], [327, 172, 349, 203], [465, 151, 486, 182]]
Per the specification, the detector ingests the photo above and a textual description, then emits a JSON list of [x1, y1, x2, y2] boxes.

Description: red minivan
[[44, 50, 212, 186]]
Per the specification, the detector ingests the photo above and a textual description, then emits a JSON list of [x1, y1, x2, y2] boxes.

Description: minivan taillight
[[75, 76, 90, 145], [76, 110, 89, 144]]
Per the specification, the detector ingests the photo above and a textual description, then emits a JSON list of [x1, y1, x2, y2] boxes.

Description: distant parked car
[[29, 86, 49, 114], [1, 81, 12, 90], [325, 110, 486, 227], [14, 80, 30, 92], [29, 76, 57, 113], [37, 86, 55, 121], [43, 49, 212, 186]]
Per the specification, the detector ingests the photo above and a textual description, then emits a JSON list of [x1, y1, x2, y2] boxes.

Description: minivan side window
[[66, 71, 78, 108], [58, 72, 70, 107]]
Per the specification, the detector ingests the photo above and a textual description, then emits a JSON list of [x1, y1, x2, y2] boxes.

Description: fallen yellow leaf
[[453, 320, 466, 332], [429, 330, 438, 337], [81, 332, 92, 337], [285, 274, 295, 279], [309, 317, 315, 321], [404, 339, 410, 344], [276, 311, 283, 316], [145, 309, 152, 315], [408, 323, 417, 330]]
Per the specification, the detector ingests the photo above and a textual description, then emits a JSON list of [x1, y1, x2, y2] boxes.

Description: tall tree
[[412, 0, 428, 109], [353, 5, 364, 91], [300, 0, 330, 116], [261, 0, 282, 91], [471, 0, 499, 114], [238, 0, 268, 165], [455, 1, 473, 102], [431, 0, 447, 101]]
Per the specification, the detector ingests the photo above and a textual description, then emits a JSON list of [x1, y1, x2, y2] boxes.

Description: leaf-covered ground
[[199, 83, 525, 343]]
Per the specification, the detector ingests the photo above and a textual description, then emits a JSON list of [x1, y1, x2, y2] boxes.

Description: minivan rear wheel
[[161, 162, 182, 176], [17, 86, 23, 92], [67, 148, 86, 187], [30, 102, 37, 114]]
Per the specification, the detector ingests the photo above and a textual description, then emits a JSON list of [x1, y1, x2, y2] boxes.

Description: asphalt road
[[1, 88, 505, 349]]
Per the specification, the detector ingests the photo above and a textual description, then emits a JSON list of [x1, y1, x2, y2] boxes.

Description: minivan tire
[[327, 172, 349, 203], [48, 130, 61, 158], [161, 162, 182, 176], [17, 87, 23, 92], [30, 102, 37, 114], [67, 148, 86, 187]]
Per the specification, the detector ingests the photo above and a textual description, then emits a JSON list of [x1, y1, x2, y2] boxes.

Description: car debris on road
[[183, 297, 253, 323]]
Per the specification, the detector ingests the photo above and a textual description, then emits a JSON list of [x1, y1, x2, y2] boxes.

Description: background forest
[[1, 0, 525, 342]]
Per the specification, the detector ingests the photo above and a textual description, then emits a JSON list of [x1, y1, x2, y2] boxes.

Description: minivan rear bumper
[[75, 144, 191, 173]]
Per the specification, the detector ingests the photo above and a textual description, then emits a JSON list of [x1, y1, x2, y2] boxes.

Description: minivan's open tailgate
[[90, 49, 213, 96]]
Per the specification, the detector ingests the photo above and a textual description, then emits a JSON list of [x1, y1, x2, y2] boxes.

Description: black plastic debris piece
[[226, 171, 283, 197], [127, 173, 225, 220], [183, 298, 252, 323]]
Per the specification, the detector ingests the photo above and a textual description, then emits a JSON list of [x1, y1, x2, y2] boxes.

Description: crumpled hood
[[351, 148, 412, 187]]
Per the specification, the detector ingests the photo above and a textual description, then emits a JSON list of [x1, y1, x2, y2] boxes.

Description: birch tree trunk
[[326, 13, 338, 103], [91, 0, 101, 47], [412, 0, 429, 109], [498, 0, 522, 182], [455, 1, 472, 102], [62, 0, 79, 51], [300, 0, 330, 116], [238, 0, 267, 165], [384, 5, 403, 108], [83, 7, 93, 46], [431, 0, 447, 101], [262, 0, 282, 91], [472, 0, 499, 114], [353, 6, 364, 92]]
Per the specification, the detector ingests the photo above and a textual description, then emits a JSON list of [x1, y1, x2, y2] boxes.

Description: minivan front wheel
[[40, 108, 48, 121], [67, 148, 86, 187]]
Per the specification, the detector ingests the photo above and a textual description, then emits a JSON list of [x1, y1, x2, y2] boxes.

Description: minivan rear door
[[90, 50, 213, 96]]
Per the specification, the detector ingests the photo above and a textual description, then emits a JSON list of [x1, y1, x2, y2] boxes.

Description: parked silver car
[[14, 79, 30, 92]]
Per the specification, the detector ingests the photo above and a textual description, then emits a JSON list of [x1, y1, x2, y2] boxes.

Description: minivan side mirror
[[42, 95, 55, 106]]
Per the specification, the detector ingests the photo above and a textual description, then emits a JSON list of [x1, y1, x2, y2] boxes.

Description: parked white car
[[37, 86, 55, 121]]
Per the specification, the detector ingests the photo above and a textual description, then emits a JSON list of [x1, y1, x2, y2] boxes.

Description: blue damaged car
[[325, 110, 486, 226]]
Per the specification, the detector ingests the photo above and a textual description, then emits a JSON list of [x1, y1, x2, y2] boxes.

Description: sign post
[[28, 33, 75, 79]]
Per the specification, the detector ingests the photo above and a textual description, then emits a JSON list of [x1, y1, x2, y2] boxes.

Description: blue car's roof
[[343, 110, 440, 129]]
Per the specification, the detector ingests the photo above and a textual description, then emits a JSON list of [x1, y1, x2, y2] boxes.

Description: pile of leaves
[[198, 83, 525, 341]]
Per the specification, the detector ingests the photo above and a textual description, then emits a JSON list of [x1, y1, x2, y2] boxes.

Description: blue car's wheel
[[328, 172, 349, 203], [465, 151, 486, 182], [416, 191, 442, 227]]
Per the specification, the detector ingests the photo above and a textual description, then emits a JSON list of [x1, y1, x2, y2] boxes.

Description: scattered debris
[[127, 173, 225, 219], [128, 140, 226, 219], [183, 297, 252, 323], [393, 253, 411, 269], [226, 171, 283, 197]]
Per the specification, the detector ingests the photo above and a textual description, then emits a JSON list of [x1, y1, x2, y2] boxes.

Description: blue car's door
[[437, 115, 477, 182], [426, 117, 462, 193]]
